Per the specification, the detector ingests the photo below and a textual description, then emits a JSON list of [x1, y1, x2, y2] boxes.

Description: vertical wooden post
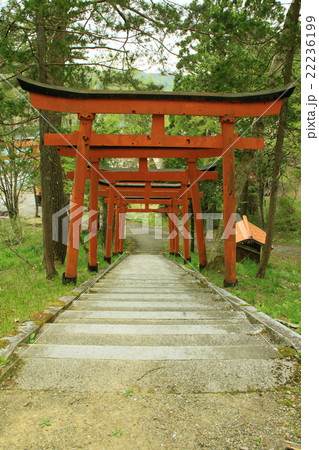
[[220, 116, 237, 287], [168, 202, 174, 255], [187, 159, 207, 270], [182, 196, 191, 263], [113, 200, 120, 255], [104, 187, 115, 263], [152, 114, 165, 135], [172, 200, 180, 256], [118, 204, 126, 254], [88, 159, 99, 272], [63, 113, 94, 284]]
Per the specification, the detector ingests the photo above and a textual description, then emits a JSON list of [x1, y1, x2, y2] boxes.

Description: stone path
[[15, 254, 293, 393]]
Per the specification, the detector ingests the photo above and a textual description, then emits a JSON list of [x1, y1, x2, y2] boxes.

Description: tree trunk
[[35, 1, 68, 278], [257, 0, 300, 278], [38, 114, 58, 278]]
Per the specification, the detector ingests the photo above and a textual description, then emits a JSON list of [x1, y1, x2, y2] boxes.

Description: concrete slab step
[[91, 284, 196, 290], [59, 310, 243, 320], [40, 322, 264, 336], [85, 292, 209, 301], [93, 286, 206, 292], [36, 334, 270, 348], [15, 358, 293, 393], [102, 273, 184, 278], [51, 319, 260, 333], [70, 301, 230, 311], [78, 298, 229, 310], [23, 343, 279, 360]]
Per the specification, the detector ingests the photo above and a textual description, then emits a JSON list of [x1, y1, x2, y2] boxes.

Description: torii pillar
[[118, 202, 126, 254], [168, 202, 175, 255], [104, 187, 115, 263], [221, 116, 237, 287], [187, 158, 207, 270], [88, 159, 99, 272], [182, 195, 191, 263], [63, 113, 95, 284]]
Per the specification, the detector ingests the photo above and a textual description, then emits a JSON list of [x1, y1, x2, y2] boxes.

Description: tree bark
[[35, 1, 68, 278], [257, 0, 301, 278]]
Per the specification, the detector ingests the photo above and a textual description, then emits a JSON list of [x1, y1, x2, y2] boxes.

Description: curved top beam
[[17, 76, 294, 103], [17, 76, 295, 117]]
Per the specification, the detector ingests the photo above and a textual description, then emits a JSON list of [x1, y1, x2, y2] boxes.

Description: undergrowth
[[168, 250, 301, 332], [0, 218, 111, 338]]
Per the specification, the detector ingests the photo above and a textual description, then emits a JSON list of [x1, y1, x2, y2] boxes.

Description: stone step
[[35, 334, 268, 348], [37, 326, 268, 347], [54, 318, 258, 332], [71, 301, 229, 311], [40, 322, 263, 336], [23, 343, 279, 360], [78, 298, 228, 309], [102, 273, 184, 278], [90, 287, 209, 293], [59, 310, 243, 320], [15, 358, 294, 393], [86, 292, 209, 301]]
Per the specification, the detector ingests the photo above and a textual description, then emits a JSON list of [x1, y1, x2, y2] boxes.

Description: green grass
[[168, 249, 301, 332], [0, 218, 112, 338]]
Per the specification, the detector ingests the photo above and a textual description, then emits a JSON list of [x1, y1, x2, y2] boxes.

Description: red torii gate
[[99, 187, 196, 264], [17, 76, 294, 286], [104, 197, 186, 260], [66, 161, 211, 268], [66, 173, 199, 267]]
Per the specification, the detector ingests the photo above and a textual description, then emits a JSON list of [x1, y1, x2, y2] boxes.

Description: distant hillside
[[134, 72, 174, 91]]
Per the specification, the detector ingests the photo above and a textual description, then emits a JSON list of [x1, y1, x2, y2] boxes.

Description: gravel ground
[[0, 383, 300, 449]]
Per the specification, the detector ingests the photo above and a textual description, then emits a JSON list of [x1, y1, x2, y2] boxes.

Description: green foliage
[[0, 139, 39, 218], [167, 245, 300, 330], [173, 0, 301, 228], [274, 198, 301, 243], [277, 196, 296, 216], [0, 218, 110, 337], [122, 389, 133, 397], [38, 419, 51, 428], [111, 427, 123, 438], [175, 0, 286, 92], [0, 357, 9, 367], [27, 333, 36, 344]]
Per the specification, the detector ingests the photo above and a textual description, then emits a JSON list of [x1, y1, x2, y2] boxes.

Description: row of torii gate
[[18, 77, 294, 286]]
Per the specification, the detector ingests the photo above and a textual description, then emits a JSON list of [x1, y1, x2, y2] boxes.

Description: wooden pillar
[[118, 204, 126, 254], [104, 187, 115, 263], [182, 196, 191, 263], [113, 200, 120, 255], [152, 114, 165, 135], [220, 116, 237, 287], [168, 203, 174, 255], [187, 159, 207, 270], [172, 201, 180, 256], [88, 159, 99, 272], [63, 113, 94, 284]]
